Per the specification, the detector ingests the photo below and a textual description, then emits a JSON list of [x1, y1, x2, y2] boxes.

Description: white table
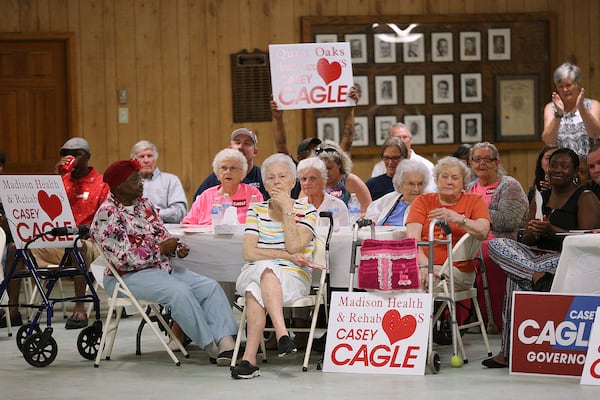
[[551, 233, 600, 294], [167, 224, 406, 288]]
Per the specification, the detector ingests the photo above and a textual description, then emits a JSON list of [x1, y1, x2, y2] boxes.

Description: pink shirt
[[470, 181, 499, 240], [182, 184, 263, 225]]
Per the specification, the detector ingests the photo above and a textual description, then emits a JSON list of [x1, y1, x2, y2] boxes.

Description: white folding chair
[[231, 235, 330, 372], [91, 252, 188, 367], [432, 233, 492, 363], [0, 229, 11, 335]]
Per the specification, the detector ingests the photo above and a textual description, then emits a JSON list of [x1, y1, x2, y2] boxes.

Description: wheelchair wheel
[[22, 331, 58, 367], [428, 351, 441, 374], [16, 323, 42, 353], [77, 322, 102, 360]]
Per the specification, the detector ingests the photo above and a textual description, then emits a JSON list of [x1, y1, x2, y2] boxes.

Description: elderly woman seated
[[297, 157, 349, 228], [365, 137, 408, 201], [406, 156, 491, 291], [231, 154, 318, 380], [182, 148, 263, 225], [365, 159, 430, 226]]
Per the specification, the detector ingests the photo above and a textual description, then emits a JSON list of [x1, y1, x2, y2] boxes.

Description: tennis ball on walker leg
[[450, 355, 463, 368]]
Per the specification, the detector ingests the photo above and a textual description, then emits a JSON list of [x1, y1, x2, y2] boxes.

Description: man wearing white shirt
[[131, 140, 188, 223], [371, 123, 436, 192]]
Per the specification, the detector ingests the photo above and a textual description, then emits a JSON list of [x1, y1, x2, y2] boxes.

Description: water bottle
[[221, 193, 232, 210], [211, 196, 223, 226], [348, 193, 361, 226]]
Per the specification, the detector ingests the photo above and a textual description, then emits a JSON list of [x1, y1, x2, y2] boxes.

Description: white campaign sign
[[581, 306, 600, 385], [269, 42, 355, 110], [323, 291, 431, 375], [0, 175, 77, 248]]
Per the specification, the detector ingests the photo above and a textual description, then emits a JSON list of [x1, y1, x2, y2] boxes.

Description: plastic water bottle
[[348, 193, 361, 226], [221, 193, 232, 210], [211, 196, 223, 226]]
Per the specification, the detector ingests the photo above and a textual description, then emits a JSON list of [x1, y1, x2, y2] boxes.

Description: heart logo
[[38, 190, 63, 221], [316, 58, 342, 85], [382, 309, 417, 345]]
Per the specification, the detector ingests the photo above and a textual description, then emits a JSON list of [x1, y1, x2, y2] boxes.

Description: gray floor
[[1, 292, 598, 400]]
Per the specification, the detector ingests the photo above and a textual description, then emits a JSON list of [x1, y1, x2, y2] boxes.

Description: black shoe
[[231, 360, 261, 379], [65, 315, 88, 330], [277, 335, 297, 358], [216, 350, 234, 366], [0, 311, 23, 328], [482, 357, 508, 368]]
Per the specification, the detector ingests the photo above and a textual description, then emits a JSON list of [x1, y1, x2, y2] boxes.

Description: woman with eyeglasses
[[365, 137, 408, 201], [467, 142, 529, 334], [182, 148, 263, 225], [314, 141, 372, 213]]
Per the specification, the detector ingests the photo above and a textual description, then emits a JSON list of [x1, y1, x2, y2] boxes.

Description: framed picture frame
[[496, 75, 539, 141], [432, 74, 454, 104], [461, 73, 482, 103], [404, 115, 426, 145], [403, 33, 425, 62], [459, 31, 481, 61], [374, 115, 397, 146], [315, 34, 338, 43], [488, 28, 511, 60], [316, 117, 340, 143], [403, 75, 425, 105], [375, 75, 398, 105], [432, 114, 454, 144], [353, 116, 369, 147], [374, 34, 397, 63], [431, 32, 453, 62], [460, 113, 482, 143], [344, 34, 368, 64], [353, 76, 369, 105]]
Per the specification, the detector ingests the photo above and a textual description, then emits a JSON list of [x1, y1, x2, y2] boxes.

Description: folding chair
[[231, 213, 333, 372], [91, 252, 188, 367], [432, 233, 493, 363], [0, 229, 11, 336]]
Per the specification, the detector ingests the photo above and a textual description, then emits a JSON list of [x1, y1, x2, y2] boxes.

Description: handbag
[[357, 238, 419, 291]]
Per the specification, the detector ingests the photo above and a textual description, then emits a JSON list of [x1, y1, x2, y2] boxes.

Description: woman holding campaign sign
[[484, 148, 600, 368]]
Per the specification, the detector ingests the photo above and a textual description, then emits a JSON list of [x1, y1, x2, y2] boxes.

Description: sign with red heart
[[269, 42, 355, 110], [382, 309, 417, 345], [38, 190, 63, 221]]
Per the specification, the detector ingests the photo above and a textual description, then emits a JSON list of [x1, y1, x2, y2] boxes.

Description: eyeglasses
[[315, 147, 338, 155], [471, 156, 497, 163], [382, 156, 403, 163]]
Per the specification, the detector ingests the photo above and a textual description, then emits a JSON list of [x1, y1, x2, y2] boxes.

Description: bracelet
[[458, 214, 467, 226], [554, 111, 563, 119], [284, 210, 295, 216]]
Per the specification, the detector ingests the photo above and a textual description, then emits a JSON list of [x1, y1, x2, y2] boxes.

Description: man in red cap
[[91, 159, 238, 365]]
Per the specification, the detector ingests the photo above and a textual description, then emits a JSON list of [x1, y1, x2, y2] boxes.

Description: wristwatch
[[284, 210, 295, 216], [554, 111, 563, 119], [459, 214, 467, 226]]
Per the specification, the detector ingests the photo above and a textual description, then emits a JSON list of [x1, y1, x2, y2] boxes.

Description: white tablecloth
[[167, 224, 406, 288], [551, 234, 600, 294]]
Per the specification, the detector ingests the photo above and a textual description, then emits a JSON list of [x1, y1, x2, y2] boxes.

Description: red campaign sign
[[511, 292, 600, 378]]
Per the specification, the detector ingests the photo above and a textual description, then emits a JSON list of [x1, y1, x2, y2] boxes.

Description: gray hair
[[470, 141, 506, 176], [131, 140, 158, 159], [381, 136, 408, 158], [434, 156, 471, 190], [390, 122, 411, 138], [393, 159, 430, 192], [261, 153, 297, 181], [554, 62, 582, 85], [212, 148, 248, 176], [297, 157, 327, 183], [315, 140, 353, 174]]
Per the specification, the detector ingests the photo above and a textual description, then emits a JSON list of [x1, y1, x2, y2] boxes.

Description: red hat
[[103, 159, 141, 189]]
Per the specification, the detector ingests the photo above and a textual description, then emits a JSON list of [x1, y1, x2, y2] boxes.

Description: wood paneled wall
[[1, 0, 599, 203]]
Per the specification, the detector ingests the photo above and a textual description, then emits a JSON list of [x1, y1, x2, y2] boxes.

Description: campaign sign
[[269, 42, 354, 110], [511, 292, 600, 377], [581, 307, 600, 385], [323, 291, 431, 375], [0, 175, 77, 248]]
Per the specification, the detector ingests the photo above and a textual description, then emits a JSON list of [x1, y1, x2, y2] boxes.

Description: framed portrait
[[315, 34, 338, 43], [316, 117, 340, 143], [460, 113, 482, 143], [459, 31, 481, 61], [404, 115, 426, 145], [496, 75, 539, 141], [431, 32, 453, 62], [344, 34, 367, 64], [374, 115, 397, 146], [432, 114, 454, 144], [432, 74, 454, 104], [403, 75, 425, 105], [353, 76, 369, 106], [375, 75, 398, 105], [353, 116, 369, 147], [488, 28, 511, 60], [403, 33, 425, 62], [374, 34, 397, 63], [461, 73, 482, 103]]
